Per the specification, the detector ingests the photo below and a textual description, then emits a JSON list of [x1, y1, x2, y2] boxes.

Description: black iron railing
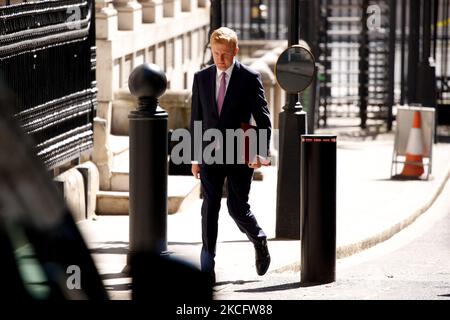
[[222, 0, 288, 40], [0, 0, 96, 169], [395, 0, 450, 131], [316, 0, 392, 129], [219, 0, 449, 132], [432, 0, 450, 127]]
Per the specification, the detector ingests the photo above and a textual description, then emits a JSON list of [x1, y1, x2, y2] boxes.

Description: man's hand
[[191, 163, 200, 179], [248, 155, 270, 169]]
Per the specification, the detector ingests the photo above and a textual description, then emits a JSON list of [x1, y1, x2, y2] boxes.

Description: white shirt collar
[[216, 59, 235, 79]]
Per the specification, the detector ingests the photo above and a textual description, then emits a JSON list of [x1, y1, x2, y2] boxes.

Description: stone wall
[[93, 0, 210, 191], [110, 88, 191, 136], [54, 162, 100, 222]]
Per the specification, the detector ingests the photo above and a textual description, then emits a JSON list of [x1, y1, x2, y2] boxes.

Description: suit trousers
[[199, 164, 267, 273]]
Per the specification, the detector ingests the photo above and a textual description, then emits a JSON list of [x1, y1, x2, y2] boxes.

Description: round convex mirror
[[275, 44, 316, 93]]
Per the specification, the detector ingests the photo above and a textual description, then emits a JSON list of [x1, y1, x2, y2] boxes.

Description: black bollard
[[275, 0, 304, 240], [126, 64, 213, 300], [300, 134, 336, 285], [276, 100, 307, 239], [127, 63, 168, 260]]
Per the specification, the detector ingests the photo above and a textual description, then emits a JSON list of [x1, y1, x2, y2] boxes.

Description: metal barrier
[[300, 134, 336, 285], [127, 63, 169, 260], [222, 0, 288, 40], [0, 0, 96, 170], [316, 0, 392, 129]]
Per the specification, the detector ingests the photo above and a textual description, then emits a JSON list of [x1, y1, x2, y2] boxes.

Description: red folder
[[240, 123, 270, 166]]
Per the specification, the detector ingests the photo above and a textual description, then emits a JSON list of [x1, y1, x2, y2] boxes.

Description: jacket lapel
[[208, 66, 219, 119]]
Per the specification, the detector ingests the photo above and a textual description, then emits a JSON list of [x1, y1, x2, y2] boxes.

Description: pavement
[[77, 124, 450, 300]]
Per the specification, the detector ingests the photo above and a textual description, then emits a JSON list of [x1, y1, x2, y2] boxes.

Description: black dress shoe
[[254, 239, 270, 276]]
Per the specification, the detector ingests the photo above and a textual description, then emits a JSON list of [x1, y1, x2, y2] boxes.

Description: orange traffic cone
[[401, 111, 424, 177]]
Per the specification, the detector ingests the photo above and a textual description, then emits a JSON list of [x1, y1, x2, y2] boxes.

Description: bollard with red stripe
[[300, 134, 337, 285]]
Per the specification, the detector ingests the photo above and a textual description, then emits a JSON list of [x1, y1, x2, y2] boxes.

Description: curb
[[272, 165, 450, 274]]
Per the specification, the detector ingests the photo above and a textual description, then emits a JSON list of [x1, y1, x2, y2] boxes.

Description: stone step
[[96, 175, 201, 215], [112, 169, 264, 191], [96, 191, 129, 215], [111, 171, 129, 192], [110, 135, 129, 157]]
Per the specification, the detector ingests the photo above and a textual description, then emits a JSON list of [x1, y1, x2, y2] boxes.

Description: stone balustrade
[[92, 0, 287, 191], [94, 0, 209, 190], [113, 0, 142, 31], [96, 0, 204, 37], [181, 0, 197, 12], [139, 0, 163, 23]]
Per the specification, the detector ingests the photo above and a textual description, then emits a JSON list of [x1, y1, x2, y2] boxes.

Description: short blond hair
[[210, 27, 238, 49]]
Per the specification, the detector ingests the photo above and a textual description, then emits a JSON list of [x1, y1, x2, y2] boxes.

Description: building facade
[[93, 0, 210, 192]]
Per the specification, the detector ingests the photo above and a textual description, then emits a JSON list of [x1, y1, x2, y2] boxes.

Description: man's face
[[211, 42, 238, 71]]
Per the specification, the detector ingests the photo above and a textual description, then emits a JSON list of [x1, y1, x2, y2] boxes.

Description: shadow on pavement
[[89, 241, 129, 254], [104, 283, 132, 292], [100, 272, 130, 280], [216, 280, 260, 286], [168, 241, 202, 245], [235, 281, 301, 293]]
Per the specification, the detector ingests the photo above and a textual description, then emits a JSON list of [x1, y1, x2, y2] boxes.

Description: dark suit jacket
[[190, 60, 271, 163]]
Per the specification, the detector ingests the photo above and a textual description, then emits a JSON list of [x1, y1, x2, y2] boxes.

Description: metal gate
[[222, 0, 288, 40], [393, 0, 450, 140], [433, 0, 450, 134], [218, 0, 448, 134], [0, 0, 97, 170], [317, 0, 392, 129]]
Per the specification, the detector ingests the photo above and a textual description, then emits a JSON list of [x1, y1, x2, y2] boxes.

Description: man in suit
[[190, 27, 271, 286]]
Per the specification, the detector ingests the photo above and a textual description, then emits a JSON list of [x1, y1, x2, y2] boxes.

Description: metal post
[[210, 0, 223, 35], [300, 0, 318, 133], [125, 64, 169, 274], [308, 65, 318, 134], [287, 0, 299, 46], [202, 0, 222, 67], [275, 0, 307, 239], [224, 0, 228, 26], [400, 0, 406, 105], [257, 0, 263, 38], [299, 0, 309, 42], [417, 0, 437, 109], [300, 134, 336, 285], [275, 0, 280, 39], [407, 0, 420, 103], [240, 0, 245, 39], [322, 0, 330, 128], [358, 0, 369, 129], [422, 0, 432, 61], [387, 0, 397, 131], [432, 0, 438, 59]]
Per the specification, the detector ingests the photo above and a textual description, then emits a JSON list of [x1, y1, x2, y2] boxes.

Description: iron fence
[[316, 0, 392, 129], [222, 0, 288, 40], [0, 0, 96, 169]]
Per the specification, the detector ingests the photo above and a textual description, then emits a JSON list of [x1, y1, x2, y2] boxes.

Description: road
[[215, 179, 450, 300]]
